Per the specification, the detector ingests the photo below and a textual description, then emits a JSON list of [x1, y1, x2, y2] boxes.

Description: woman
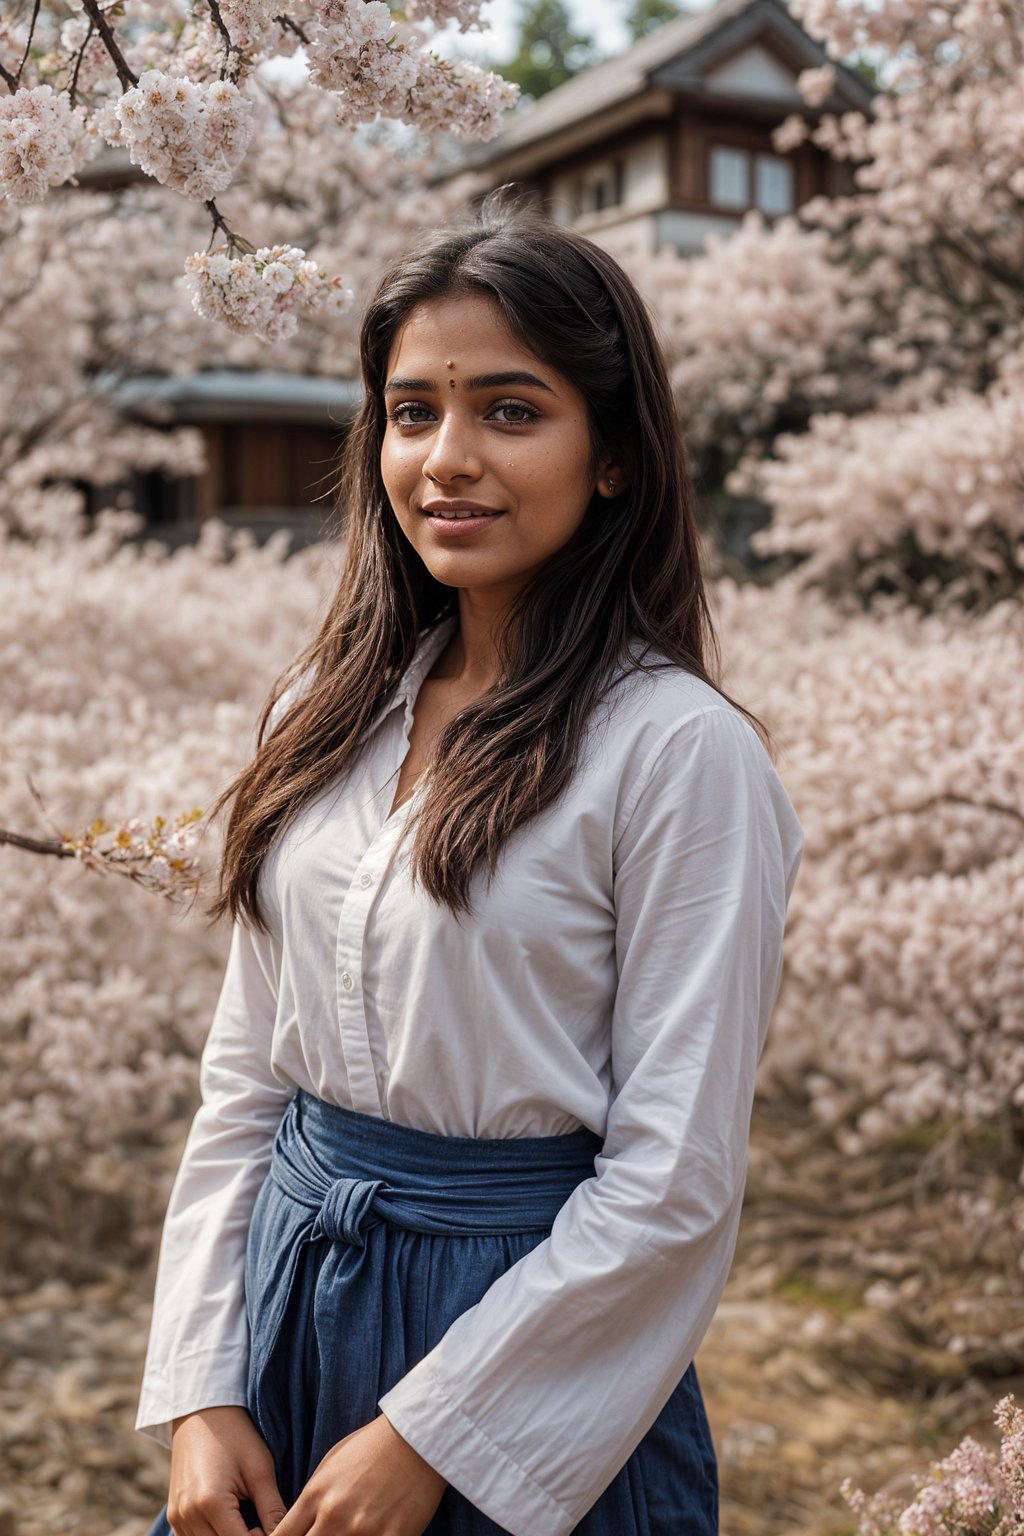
[[137, 192, 805, 1536]]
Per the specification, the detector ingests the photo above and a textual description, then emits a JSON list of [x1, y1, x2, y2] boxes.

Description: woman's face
[[380, 292, 621, 608]]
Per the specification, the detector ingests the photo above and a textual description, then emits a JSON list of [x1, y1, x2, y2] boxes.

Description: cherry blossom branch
[[204, 0, 247, 83], [0, 829, 75, 858], [79, 0, 139, 91], [831, 793, 1024, 843], [67, 19, 97, 110], [934, 231, 1024, 301], [274, 13, 311, 45], [14, 0, 42, 87], [203, 198, 256, 255], [0, 810, 205, 904]]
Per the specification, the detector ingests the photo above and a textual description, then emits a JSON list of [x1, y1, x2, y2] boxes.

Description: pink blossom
[[0, 84, 93, 204], [843, 1395, 1021, 1535], [114, 71, 255, 201], [183, 241, 352, 342]]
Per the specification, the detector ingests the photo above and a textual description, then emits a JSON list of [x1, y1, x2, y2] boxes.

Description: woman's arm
[[137, 681, 305, 1448], [377, 706, 805, 1536], [136, 915, 294, 1448]]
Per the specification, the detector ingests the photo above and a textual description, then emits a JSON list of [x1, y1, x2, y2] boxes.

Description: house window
[[708, 145, 795, 215], [575, 159, 623, 218], [709, 146, 748, 208], [755, 155, 794, 215]]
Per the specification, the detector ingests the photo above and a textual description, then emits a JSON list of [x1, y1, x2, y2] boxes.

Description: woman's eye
[[386, 399, 539, 427], [388, 404, 434, 426], [489, 400, 539, 425]]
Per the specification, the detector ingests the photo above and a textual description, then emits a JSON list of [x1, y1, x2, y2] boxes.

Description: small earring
[[606, 479, 616, 495]]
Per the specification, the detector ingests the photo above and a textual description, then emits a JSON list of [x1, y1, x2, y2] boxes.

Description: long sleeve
[[135, 917, 294, 1448], [378, 706, 805, 1536]]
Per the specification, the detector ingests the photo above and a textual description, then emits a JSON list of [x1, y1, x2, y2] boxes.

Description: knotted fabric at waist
[[269, 1089, 604, 1249]]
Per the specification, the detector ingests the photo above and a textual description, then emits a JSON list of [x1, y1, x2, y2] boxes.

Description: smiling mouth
[[421, 505, 505, 520]]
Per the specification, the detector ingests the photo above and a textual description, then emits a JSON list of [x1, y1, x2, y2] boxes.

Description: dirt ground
[[2, 1101, 1020, 1536]]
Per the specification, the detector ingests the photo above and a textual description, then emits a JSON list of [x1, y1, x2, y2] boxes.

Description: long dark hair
[[209, 189, 772, 928]]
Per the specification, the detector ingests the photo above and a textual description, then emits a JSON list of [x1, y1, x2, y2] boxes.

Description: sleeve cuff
[[135, 1345, 250, 1451], [379, 1359, 577, 1536]]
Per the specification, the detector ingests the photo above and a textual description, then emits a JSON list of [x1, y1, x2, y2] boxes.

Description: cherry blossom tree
[[630, 0, 1024, 609], [1, 64, 483, 538], [0, 0, 515, 340]]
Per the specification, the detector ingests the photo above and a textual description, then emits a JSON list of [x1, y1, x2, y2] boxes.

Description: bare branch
[[830, 793, 1024, 845], [68, 17, 97, 110], [933, 231, 1024, 301], [274, 13, 310, 45], [203, 198, 255, 255], [14, 0, 42, 86], [204, 0, 246, 82], [79, 0, 139, 91], [0, 829, 75, 858]]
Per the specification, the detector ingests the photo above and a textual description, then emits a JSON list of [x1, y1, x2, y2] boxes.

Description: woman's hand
[[272, 1413, 448, 1536], [167, 1405, 288, 1536]]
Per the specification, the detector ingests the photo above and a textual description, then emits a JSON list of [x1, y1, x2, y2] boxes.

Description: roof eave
[[458, 88, 676, 181], [99, 368, 363, 427]]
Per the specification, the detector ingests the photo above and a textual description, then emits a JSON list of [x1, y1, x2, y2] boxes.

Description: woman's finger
[[247, 1474, 288, 1536], [170, 1495, 256, 1536], [167, 1510, 222, 1536], [217, 1497, 264, 1536], [267, 1492, 314, 1536]]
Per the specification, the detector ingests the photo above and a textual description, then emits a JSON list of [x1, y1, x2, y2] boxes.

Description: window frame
[[706, 141, 796, 217]]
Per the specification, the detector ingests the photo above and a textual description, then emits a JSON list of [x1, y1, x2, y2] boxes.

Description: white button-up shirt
[[136, 612, 805, 1536]]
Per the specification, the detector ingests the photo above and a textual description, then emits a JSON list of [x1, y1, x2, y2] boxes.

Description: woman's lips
[[421, 511, 506, 535]]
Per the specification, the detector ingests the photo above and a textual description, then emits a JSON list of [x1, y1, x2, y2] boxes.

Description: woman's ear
[[595, 458, 627, 499]]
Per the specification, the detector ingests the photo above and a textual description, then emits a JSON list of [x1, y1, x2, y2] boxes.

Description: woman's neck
[[432, 593, 513, 691]]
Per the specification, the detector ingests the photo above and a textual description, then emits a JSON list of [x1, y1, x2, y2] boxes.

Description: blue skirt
[[148, 1090, 718, 1534]]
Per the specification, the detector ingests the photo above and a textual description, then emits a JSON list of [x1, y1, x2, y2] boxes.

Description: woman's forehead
[[385, 294, 543, 376]]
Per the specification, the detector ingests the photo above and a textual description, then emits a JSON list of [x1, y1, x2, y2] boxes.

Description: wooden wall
[[670, 104, 832, 214], [195, 421, 348, 522]]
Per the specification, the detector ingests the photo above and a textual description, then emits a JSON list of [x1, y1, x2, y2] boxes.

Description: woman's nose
[[421, 411, 484, 484]]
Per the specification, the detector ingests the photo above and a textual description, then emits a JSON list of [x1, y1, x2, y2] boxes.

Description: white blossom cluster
[[183, 241, 353, 342], [795, 63, 836, 109], [111, 70, 255, 201], [406, 0, 485, 27], [632, 213, 878, 458], [405, 56, 519, 141], [215, 0, 277, 55], [712, 574, 1024, 1164], [0, 83, 92, 204], [734, 376, 1024, 607], [307, 0, 518, 138], [57, 14, 118, 95], [308, 0, 419, 123]]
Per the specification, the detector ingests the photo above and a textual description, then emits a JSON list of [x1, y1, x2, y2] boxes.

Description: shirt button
[[341, 972, 354, 990], [359, 872, 373, 888]]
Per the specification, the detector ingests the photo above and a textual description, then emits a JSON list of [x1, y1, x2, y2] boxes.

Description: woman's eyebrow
[[384, 370, 558, 396]]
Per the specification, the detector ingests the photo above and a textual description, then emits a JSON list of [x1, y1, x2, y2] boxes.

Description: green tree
[[624, 0, 681, 41], [498, 0, 598, 102]]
